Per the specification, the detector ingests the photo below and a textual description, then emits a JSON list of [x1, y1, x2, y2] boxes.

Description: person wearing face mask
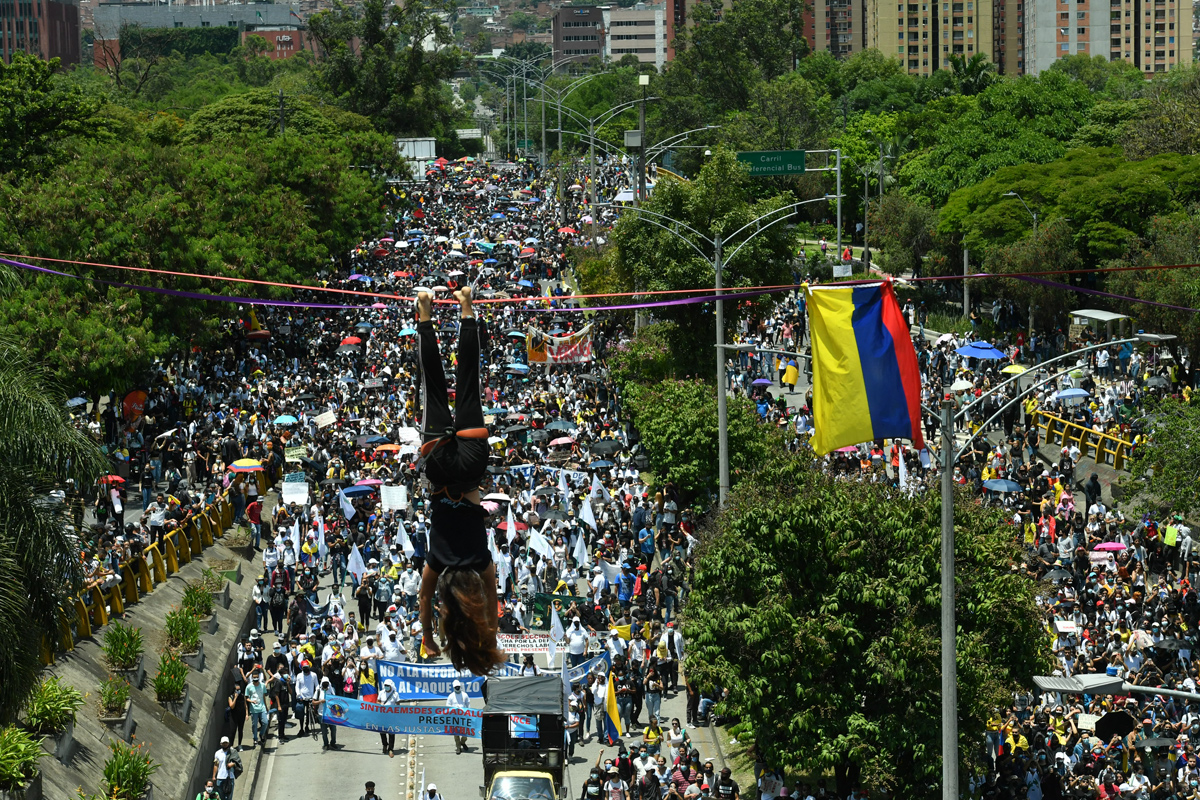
[[360, 781, 380, 800], [447, 679, 471, 754], [425, 783, 444, 800], [212, 736, 242, 800], [268, 667, 291, 742], [378, 681, 398, 756], [195, 780, 219, 800], [566, 616, 591, 668], [245, 668, 270, 749], [293, 660, 318, 736], [299, 566, 318, 605], [316, 676, 338, 750], [400, 563, 421, 612], [580, 768, 605, 800]]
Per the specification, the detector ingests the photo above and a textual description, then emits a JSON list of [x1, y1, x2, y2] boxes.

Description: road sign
[[518, 139, 534, 149], [736, 149, 806, 177], [455, 128, 482, 139]]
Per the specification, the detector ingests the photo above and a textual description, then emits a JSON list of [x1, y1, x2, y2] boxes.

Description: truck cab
[[479, 675, 566, 800]]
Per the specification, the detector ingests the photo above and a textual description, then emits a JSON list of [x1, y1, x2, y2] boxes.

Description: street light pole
[[939, 398, 959, 800], [835, 149, 842, 266], [589, 118, 597, 247], [638, 74, 649, 205], [715, 233, 729, 507]]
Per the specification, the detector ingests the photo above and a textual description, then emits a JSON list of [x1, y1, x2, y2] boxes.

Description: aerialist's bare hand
[[422, 632, 442, 659], [417, 290, 433, 322]]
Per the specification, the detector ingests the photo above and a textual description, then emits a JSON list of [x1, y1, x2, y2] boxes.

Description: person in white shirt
[[378, 682, 398, 756], [606, 630, 627, 661], [446, 679, 471, 754], [293, 660, 319, 735], [316, 677, 337, 749], [565, 617, 591, 669], [360, 636, 383, 671]]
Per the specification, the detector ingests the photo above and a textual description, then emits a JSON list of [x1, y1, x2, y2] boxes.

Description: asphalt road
[[252, 571, 717, 800]]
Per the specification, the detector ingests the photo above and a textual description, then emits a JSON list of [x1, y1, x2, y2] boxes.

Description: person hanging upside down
[[415, 287, 506, 675]]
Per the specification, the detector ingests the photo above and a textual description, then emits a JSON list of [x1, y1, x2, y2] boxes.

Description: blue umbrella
[[339, 376, 357, 384], [352, 275, 372, 282], [983, 478, 1023, 493], [589, 460, 615, 469], [399, 328, 417, 336], [956, 343, 1006, 360], [484, 407, 508, 415], [506, 363, 530, 372], [752, 378, 773, 386], [524, 237, 539, 244], [405, 229, 422, 235], [483, 258, 498, 264], [273, 414, 298, 425], [491, 213, 507, 220], [365, 435, 389, 444], [341, 485, 375, 498], [518, 279, 534, 288], [507, 207, 520, 212], [1055, 388, 1090, 400]]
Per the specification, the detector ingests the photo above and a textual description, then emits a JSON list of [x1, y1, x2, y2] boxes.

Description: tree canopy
[[685, 451, 1050, 796]]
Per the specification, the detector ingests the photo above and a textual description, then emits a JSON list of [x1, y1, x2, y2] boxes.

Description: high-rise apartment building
[[1023, 0, 1191, 73], [0, 0, 80, 65], [552, 4, 604, 63], [814, 0, 862, 57]]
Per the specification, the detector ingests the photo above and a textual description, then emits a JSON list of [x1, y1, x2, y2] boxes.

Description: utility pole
[[939, 399, 959, 800], [637, 73, 649, 204], [540, 83, 546, 168], [715, 233, 729, 507], [963, 249, 969, 317], [589, 118, 597, 247], [835, 149, 842, 268], [278, 89, 285, 135]]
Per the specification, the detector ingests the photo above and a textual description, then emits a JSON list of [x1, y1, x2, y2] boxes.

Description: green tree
[[0, 332, 106, 723], [1123, 65, 1200, 160], [1047, 53, 1147, 97], [868, 192, 936, 276], [1127, 399, 1200, 517], [178, 88, 345, 142], [976, 218, 1082, 330], [0, 53, 101, 177], [601, 148, 799, 376], [685, 451, 1050, 796], [622, 378, 779, 502], [946, 52, 996, 96], [308, 0, 464, 137], [507, 10, 542, 31], [501, 41, 551, 62]]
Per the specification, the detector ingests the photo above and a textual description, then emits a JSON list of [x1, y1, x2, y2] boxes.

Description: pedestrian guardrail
[[51, 467, 274, 662], [1032, 410, 1132, 472]]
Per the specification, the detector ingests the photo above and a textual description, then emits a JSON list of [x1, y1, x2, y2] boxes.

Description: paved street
[[251, 576, 718, 800]]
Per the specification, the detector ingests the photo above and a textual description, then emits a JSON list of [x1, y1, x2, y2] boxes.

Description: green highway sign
[[736, 149, 806, 177], [518, 139, 535, 148]]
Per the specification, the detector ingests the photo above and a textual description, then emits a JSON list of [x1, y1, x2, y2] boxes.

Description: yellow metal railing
[[1033, 410, 1132, 471]]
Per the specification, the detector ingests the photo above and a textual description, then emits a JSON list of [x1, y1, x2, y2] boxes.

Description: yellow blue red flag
[[807, 281, 925, 455], [603, 670, 622, 744]]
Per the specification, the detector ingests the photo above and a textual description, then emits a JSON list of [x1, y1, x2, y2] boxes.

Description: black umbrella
[[533, 487, 557, 497], [1139, 737, 1177, 749], [531, 430, 549, 442], [1094, 711, 1138, 742], [542, 510, 567, 521], [486, 465, 507, 475], [300, 456, 322, 470], [1043, 568, 1073, 583], [590, 441, 621, 456], [1154, 638, 1191, 651], [1147, 375, 1170, 388], [632, 454, 650, 470], [320, 478, 346, 486], [505, 424, 529, 433], [577, 374, 600, 382], [297, 393, 316, 401], [336, 345, 360, 355]]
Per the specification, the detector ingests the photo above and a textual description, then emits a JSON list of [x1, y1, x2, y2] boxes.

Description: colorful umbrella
[[341, 336, 362, 345], [229, 459, 263, 473]]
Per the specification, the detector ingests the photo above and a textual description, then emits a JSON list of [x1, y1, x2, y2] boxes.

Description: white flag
[[558, 469, 571, 504], [599, 559, 620, 586], [572, 531, 589, 568], [590, 474, 611, 504], [290, 520, 301, 559], [347, 544, 367, 584], [548, 603, 565, 668], [339, 489, 356, 521], [897, 447, 912, 495], [397, 521, 415, 558], [317, 517, 328, 561], [579, 499, 597, 530], [506, 502, 519, 546], [528, 525, 555, 560]]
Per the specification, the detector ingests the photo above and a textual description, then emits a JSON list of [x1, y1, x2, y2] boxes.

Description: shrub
[[151, 651, 188, 703], [102, 622, 145, 671], [198, 567, 225, 593], [101, 739, 158, 800], [181, 584, 214, 618], [99, 677, 130, 717], [164, 608, 200, 653], [24, 675, 84, 735], [0, 725, 44, 790]]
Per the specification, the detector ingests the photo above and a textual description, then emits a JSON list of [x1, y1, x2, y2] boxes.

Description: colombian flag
[[359, 670, 379, 703], [807, 282, 924, 455], [603, 671, 622, 744]]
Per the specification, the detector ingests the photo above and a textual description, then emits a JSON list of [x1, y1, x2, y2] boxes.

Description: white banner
[[497, 632, 561, 654], [314, 411, 337, 428], [381, 484, 409, 511], [281, 481, 310, 506]]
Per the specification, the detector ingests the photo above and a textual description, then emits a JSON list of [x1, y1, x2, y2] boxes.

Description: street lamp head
[[1003, 191, 1018, 197], [638, 74, 650, 86], [703, 149, 712, 157]]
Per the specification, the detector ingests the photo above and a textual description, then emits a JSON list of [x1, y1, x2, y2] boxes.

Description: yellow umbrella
[[229, 459, 264, 473], [1001, 364, 1027, 374]]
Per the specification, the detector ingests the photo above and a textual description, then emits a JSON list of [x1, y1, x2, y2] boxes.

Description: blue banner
[[322, 697, 483, 737], [376, 661, 521, 700]]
